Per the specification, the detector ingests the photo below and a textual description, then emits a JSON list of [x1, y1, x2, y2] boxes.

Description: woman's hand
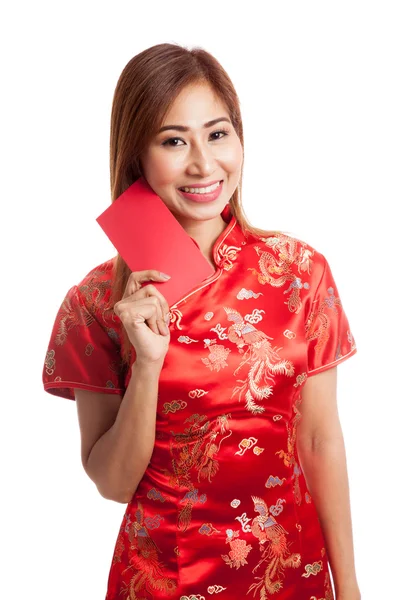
[[113, 270, 171, 365]]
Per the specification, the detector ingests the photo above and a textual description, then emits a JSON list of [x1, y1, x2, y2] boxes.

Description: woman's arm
[[75, 358, 164, 503], [296, 367, 361, 599]]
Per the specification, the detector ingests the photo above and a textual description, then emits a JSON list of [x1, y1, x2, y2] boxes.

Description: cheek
[[216, 139, 243, 173], [145, 150, 186, 186]]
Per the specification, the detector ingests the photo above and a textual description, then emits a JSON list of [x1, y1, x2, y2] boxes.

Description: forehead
[[162, 83, 229, 126]]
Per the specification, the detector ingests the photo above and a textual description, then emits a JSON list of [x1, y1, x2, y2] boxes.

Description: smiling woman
[[41, 43, 360, 600], [140, 83, 243, 263]]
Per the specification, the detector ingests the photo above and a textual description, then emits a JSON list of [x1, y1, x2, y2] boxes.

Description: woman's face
[[140, 83, 243, 228]]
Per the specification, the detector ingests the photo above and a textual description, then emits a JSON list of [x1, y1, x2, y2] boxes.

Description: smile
[[179, 181, 222, 195]]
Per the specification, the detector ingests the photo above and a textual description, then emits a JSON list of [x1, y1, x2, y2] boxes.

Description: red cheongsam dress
[[42, 205, 357, 600]]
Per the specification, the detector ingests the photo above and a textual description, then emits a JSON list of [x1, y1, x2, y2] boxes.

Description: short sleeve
[[42, 285, 126, 400], [305, 255, 357, 376]]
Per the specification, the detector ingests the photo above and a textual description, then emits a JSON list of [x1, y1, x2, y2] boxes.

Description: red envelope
[[96, 177, 215, 306]]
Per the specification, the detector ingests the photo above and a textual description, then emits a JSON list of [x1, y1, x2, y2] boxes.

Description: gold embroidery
[[169, 307, 183, 330], [85, 344, 94, 356], [244, 309, 265, 324], [118, 502, 176, 597], [210, 323, 229, 340], [265, 475, 286, 488], [283, 329, 296, 339], [249, 234, 314, 313], [237, 288, 263, 300], [302, 561, 323, 578], [305, 287, 343, 357], [163, 400, 187, 414], [324, 571, 335, 600], [54, 294, 92, 346], [235, 437, 258, 456], [224, 307, 294, 414], [347, 329, 356, 351], [222, 529, 252, 569], [207, 585, 227, 594], [276, 393, 303, 505], [112, 534, 124, 564], [78, 276, 111, 319], [247, 495, 301, 596], [166, 414, 232, 531], [188, 389, 208, 399], [147, 488, 166, 503], [199, 523, 220, 536], [269, 498, 286, 516], [218, 244, 241, 270], [45, 349, 55, 375], [235, 512, 252, 533], [294, 372, 308, 387], [201, 341, 231, 371], [178, 336, 198, 344]]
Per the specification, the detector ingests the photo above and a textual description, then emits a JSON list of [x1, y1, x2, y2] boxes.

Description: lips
[[177, 180, 224, 203], [178, 179, 223, 193]]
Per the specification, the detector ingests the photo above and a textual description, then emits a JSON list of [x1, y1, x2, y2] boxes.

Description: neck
[[180, 215, 227, 268]]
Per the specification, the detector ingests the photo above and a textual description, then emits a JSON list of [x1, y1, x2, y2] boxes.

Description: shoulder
[[244, 230, 327, 283], [74, 257, 116, 309], [61, 257, 118, 332]]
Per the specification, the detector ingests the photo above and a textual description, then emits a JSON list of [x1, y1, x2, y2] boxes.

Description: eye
[[210, 129, 229, 140], [162, 137, 185, 147], [161, 128, 229, 148]]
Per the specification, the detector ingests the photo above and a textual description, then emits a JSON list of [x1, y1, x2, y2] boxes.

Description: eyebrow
[[157, 117, 231, 134]]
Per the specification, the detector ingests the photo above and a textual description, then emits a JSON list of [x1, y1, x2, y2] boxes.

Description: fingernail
[[165, 314, 171, 326], [160, 272, 171, 280]]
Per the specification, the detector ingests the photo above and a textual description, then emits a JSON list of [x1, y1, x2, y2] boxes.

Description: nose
[[185, 141, 216, 178]]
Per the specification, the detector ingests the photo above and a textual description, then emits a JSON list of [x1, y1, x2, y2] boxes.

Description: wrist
[[133, 357, 164, 374]]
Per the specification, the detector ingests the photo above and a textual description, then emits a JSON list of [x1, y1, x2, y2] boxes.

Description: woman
[[42, 44, 361, 600]]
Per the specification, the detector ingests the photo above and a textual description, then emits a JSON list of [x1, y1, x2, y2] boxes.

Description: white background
[[2, 1, 399, 598]]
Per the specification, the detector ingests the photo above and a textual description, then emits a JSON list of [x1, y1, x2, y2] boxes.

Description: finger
[[156, 317, 169, 337], [122, 295, 164, 324], [144, 300, 163, 335], [146, 313, 159, 335], [123, 270, 171, 300], [142, 285, 170, 318], [129, 309, 161, 336], [125, 284, 170, 318], [117, 297, 164, 335]]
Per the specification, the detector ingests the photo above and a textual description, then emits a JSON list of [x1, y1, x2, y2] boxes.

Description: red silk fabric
[[43, 207, 356, 599]]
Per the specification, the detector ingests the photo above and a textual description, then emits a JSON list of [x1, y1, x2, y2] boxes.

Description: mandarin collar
[[189, 203, 245, 270]]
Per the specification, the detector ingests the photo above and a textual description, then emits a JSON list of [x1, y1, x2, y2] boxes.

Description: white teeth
[[181, 181, 221, 194]]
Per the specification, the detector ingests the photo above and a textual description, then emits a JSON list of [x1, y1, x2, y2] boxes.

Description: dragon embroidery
[[248, 234, 314, 314], [117, 502, 176, 599], [165, 414, 233, 532]]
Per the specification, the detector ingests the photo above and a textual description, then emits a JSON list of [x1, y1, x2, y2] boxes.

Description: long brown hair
[[109, 43, 275, 365]]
